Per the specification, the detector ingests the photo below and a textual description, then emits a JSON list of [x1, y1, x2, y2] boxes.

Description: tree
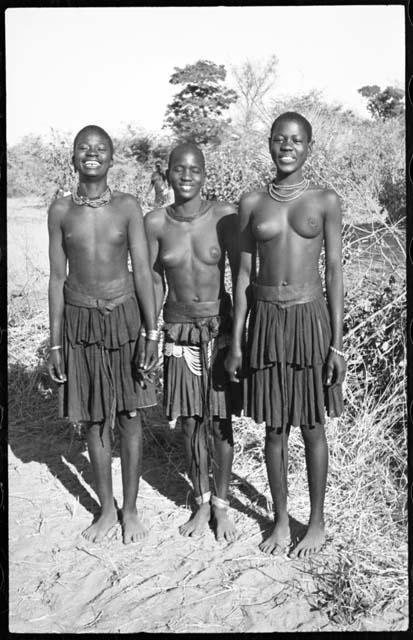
[[231, 55, 278, 131], [358, 85, 405, 121], [164, 60, 238, 145]]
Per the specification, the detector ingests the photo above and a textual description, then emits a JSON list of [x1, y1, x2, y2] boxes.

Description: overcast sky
[[6, 5, 404, 144]]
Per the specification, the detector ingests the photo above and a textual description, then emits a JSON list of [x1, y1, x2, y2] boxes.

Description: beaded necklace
[[268, 178, 309, 202], [166, 202, 212, 222], [72, 185, 112, 208]]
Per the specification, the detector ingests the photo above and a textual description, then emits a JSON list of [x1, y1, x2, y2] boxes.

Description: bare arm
[[222, 207, 240, 300], [47, 200, 67, 382], [126, 195, 158, 373], [127, 196, 157, 333], [144, 211, 166, 319], [323, 189, 346, 385], [225, 193, 256, 380]]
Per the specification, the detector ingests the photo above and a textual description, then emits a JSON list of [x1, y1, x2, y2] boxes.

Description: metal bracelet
[[49, 345, 62, 351], [146, 330, 159, 341]]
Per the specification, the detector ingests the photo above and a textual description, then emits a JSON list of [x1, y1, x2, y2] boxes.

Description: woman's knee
[[117, 410, 142, 434], [181, 416, 197, 437], [212, 419, 233, 445], [301, 424, 326, 446], [265, 426, 285, 448]]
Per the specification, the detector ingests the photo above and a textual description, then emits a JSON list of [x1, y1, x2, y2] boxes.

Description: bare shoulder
[[47, 195, 71, 222], [309, 185, 340, 209], [239, 189, 266, 210], [144, 206, 168, 234], [320, 188, 341, 219], [111, 190, 141, 210], [210, 200, 238, 220]]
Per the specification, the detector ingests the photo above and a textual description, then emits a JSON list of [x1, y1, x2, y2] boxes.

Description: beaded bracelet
[[49, 345, 62, 351], [329, 345, 346, 359], [139, 328, 159, 341]]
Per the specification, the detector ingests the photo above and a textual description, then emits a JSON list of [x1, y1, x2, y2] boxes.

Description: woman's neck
[[77, 178, 108, 199], [274, 170, 304, 186], [172, 194, 204, 218]]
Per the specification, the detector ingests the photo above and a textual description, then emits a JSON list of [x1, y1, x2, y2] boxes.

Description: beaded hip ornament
[[268, 178, 309, 202], [71, 185, 112, 208]]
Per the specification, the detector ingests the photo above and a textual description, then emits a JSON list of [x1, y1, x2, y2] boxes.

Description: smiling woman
[[47, 125, 160, 546]]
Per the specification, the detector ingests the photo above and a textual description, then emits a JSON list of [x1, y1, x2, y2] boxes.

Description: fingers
[[48, 366, 66, 383], [336, 366, 347, 385], [324, 364, 334, 386], [228, 370, 240, 383]]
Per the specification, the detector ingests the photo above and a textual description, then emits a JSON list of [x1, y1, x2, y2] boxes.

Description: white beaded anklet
[[195, 491, 211, 506], [211, 495, 229, 509]]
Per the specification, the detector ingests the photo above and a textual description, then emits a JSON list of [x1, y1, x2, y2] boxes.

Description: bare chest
[[159, 222, 222, 269], [252, 196, 323, 242], [63, 206, 127, 250]]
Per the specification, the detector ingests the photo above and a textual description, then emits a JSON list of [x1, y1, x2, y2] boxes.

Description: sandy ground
[[8, 409, 408, 634], [8, 198, 408, 633]]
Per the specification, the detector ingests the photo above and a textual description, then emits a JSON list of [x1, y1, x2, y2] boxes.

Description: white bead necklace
[[268, 178, 309, 202]]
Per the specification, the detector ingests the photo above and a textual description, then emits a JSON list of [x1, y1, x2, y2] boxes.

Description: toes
[[271, 545, 283, 556]]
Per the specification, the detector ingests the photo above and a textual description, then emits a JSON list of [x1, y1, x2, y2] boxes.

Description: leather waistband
[[251, 281, 323, 307], [64, 276, 135, 313], [163, 292, 231, 323]]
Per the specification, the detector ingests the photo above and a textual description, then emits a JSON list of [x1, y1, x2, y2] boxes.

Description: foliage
[[231, 55, 278, 131], [358, 85, 405, 121], [7, 134, 47, 198], [164, 59, 238, 145], [8, 189, 407, 631], [8, 130, 74, 201], [7, 89, 405, 224], [129, 136, 152, 164], [344, 273, 405, 403], [377, 168, 406, 223]]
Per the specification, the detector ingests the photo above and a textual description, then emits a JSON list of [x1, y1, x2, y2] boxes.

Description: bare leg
[[82, 422, 118, 542], [211, 419, 236, 542], [118, 410, 148, 544], [259, 426, 291, 555], [179, 417, 211, 536], [290, 425, 327, 558]]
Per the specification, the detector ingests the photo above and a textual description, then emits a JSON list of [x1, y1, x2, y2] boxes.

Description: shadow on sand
[[9, 361, 306, 543]]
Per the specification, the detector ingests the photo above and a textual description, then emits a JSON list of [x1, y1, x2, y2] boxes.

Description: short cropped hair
[[73, 125, 114, 156], [270, 112, 312, 142], [168, 143, 205, 171]]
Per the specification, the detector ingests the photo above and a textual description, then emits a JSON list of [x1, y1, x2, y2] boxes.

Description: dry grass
[[8, 199, 407, 631]]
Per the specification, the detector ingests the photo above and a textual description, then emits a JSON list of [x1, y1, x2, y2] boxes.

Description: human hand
[[47, 349, 67, 383], [224, 349, 243, 383], [144, 338, 159, 372], [324, 351, 346, 387]]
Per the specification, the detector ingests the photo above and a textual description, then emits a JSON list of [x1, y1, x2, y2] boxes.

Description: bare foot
[[211, 505, 236, 542], [259, 519, 291, 556], [82, 507, 118, 543], [179, 503, 211, 537], [289, 522, 326, 558], [121, 509, 148, 544]]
